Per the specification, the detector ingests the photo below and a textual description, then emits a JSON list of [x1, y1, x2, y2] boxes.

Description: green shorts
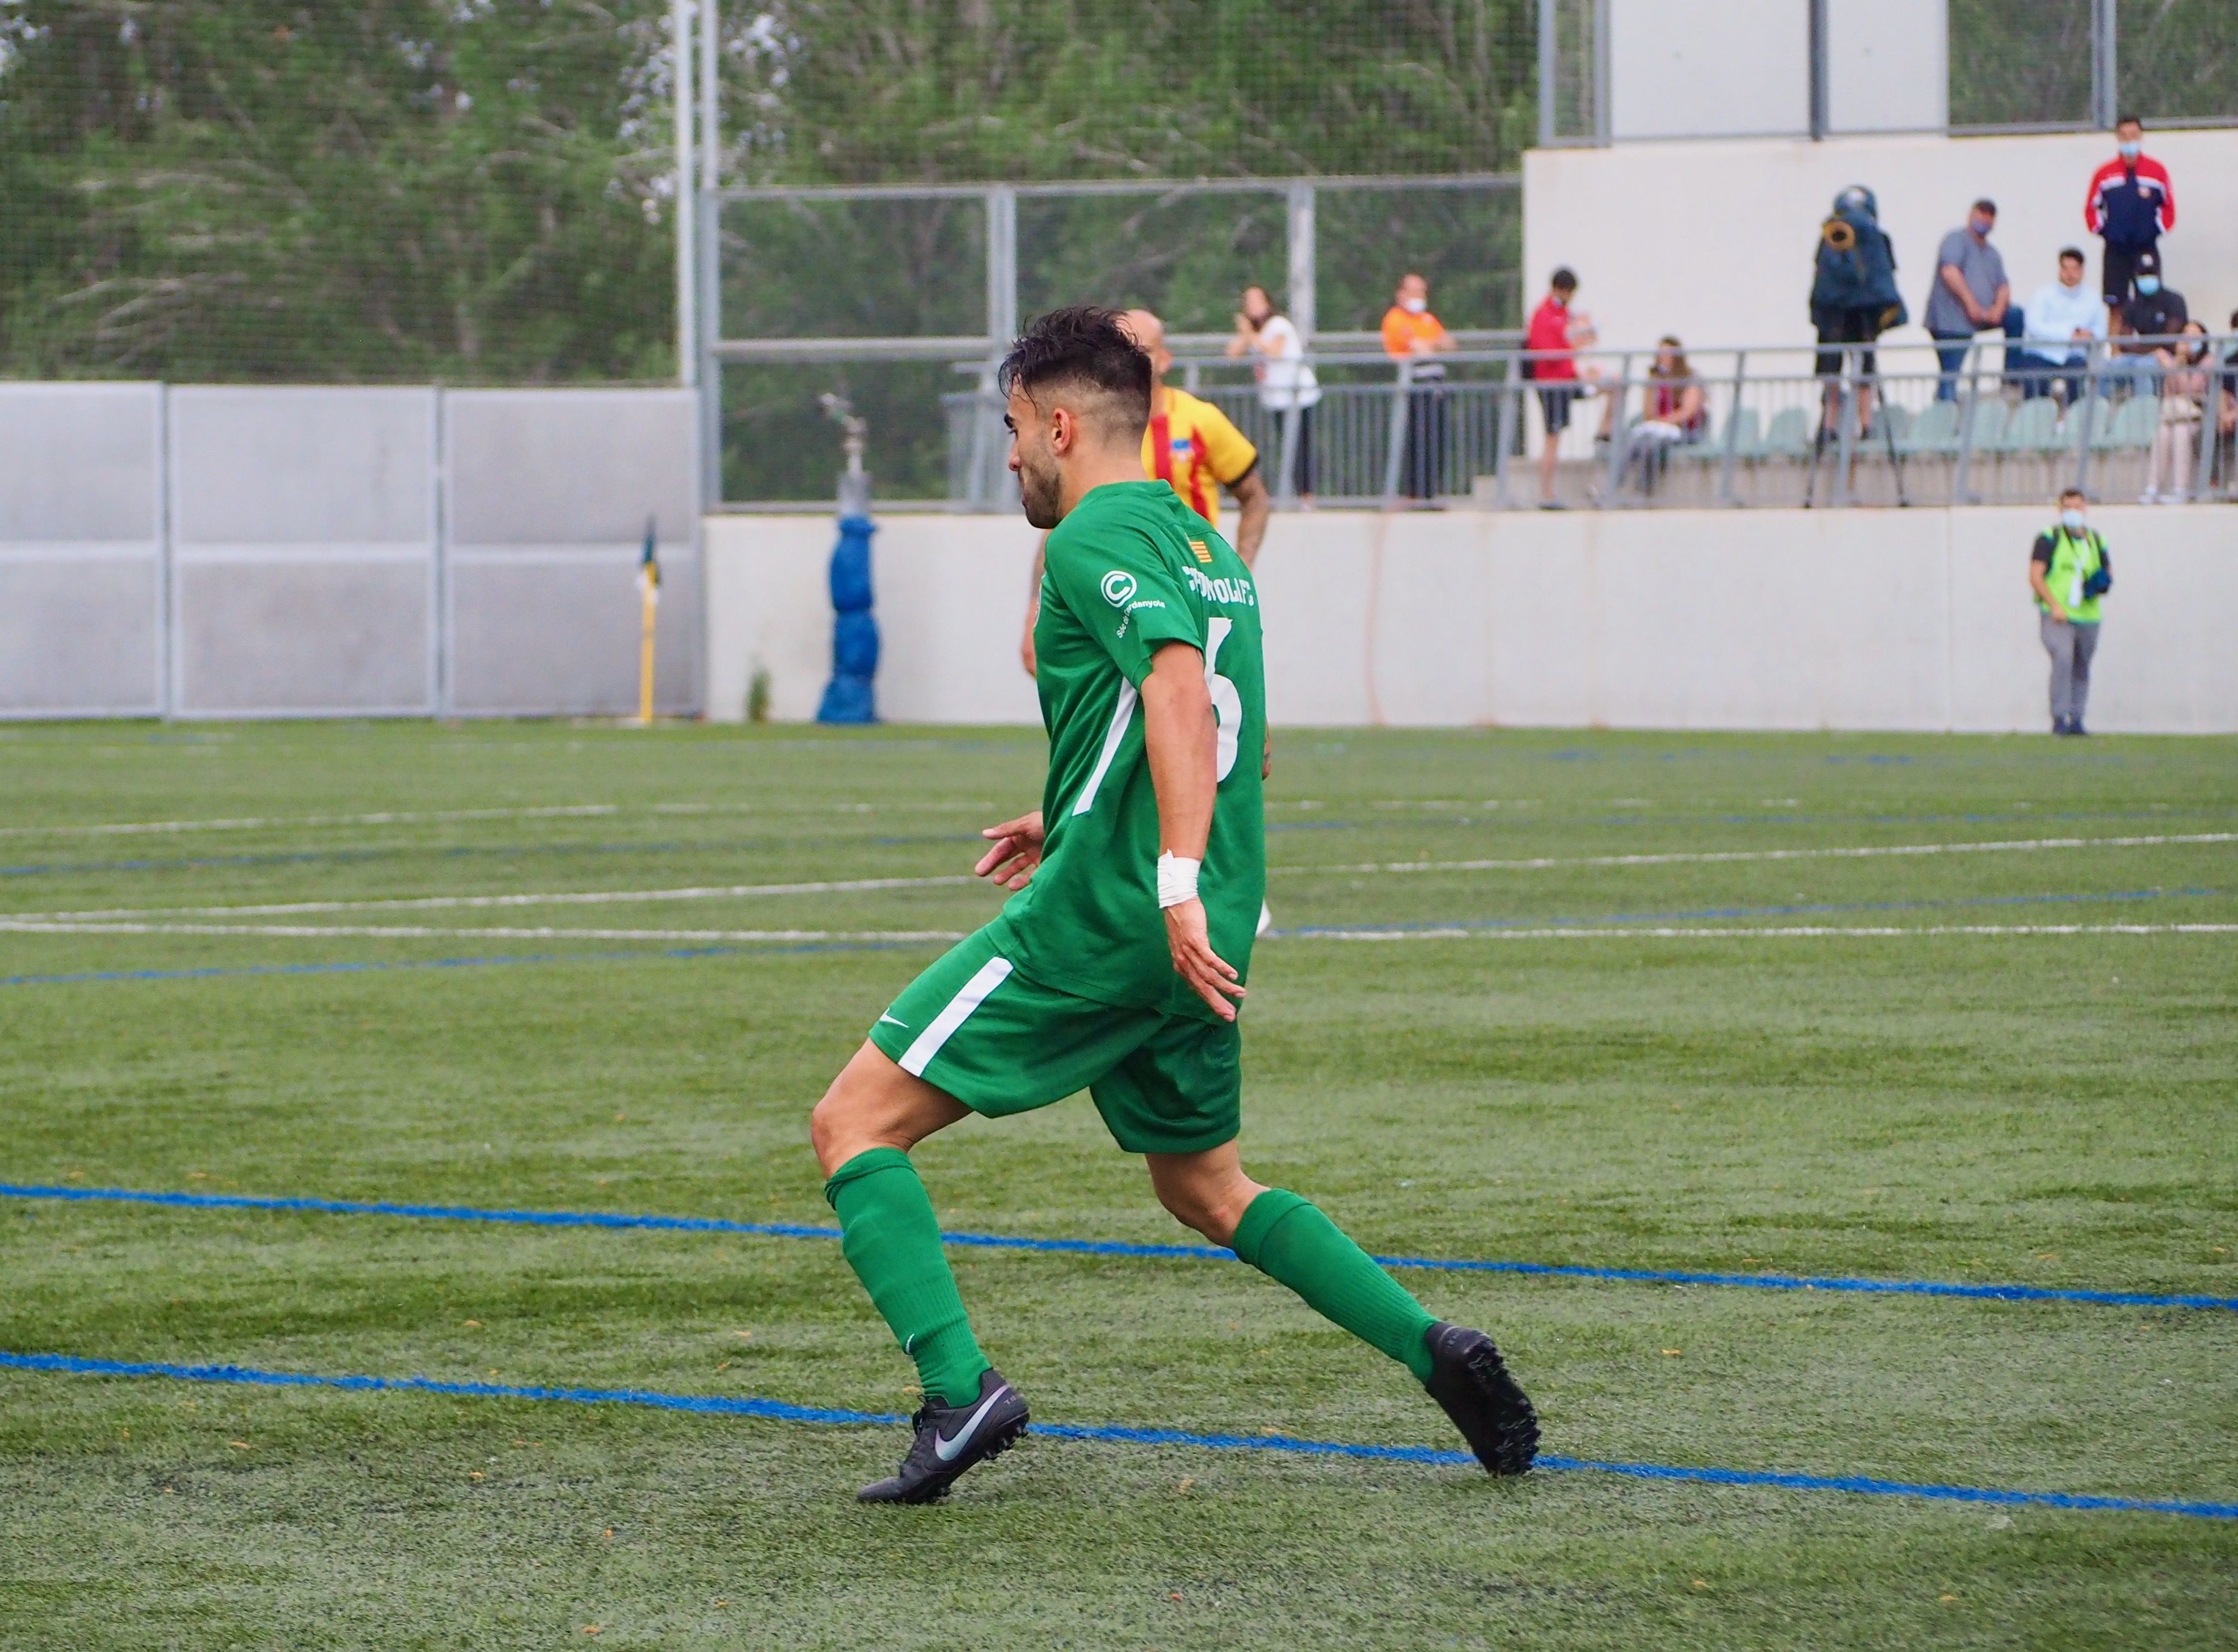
[[867, 925, 1241, 1155]]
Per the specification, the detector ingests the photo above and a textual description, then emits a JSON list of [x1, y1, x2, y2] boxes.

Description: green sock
[[823, 1147, 990, 1406], [1232, 1189, 1438, 1383]]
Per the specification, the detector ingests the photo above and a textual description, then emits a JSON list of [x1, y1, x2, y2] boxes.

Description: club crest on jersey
[[1100, 571, 1137, 607]]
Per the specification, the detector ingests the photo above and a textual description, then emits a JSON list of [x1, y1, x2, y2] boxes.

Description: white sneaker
[[2138, 488, 2159, 504]]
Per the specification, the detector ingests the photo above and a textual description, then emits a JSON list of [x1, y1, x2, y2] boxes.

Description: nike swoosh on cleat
[[933, 1384, 1012, 1462]]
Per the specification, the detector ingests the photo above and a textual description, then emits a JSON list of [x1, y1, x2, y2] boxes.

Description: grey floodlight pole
[[699, 0, 720, 190], [672, 0, 696, 387], [1536, 0, 1556, 146], [2092, 0, 2118, 130]]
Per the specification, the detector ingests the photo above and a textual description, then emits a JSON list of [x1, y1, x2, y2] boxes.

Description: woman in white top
[[1228, 284, 1321, 503]]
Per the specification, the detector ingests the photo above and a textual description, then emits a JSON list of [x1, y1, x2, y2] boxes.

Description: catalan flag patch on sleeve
[[1189, 538, 1212, 564]]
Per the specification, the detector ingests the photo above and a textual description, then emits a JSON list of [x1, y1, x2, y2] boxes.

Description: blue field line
[[5, 1348, 2231, 1521], [1275, 885, 2221, 939], [0, 937, 929, 989], [7, 1181, 2234, 1313]]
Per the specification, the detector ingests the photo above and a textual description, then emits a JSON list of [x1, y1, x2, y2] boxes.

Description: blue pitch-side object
[[816, 514, 878, 724], [6, 1182, 2235, 1313], [3, 1350, 2232, 1521]]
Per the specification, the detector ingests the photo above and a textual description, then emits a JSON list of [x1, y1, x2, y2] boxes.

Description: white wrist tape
[[1156, 852, 1202, 909]]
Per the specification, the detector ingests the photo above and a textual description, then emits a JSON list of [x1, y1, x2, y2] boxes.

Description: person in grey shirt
[[1924, 198, 2009, 402]]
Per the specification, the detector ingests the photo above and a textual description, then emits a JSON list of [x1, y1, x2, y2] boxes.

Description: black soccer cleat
[[857, 1368, 1030, 1504], [1422, 1321, 1539, 1476]]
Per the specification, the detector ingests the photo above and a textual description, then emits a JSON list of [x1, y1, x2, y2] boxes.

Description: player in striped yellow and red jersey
[[1135, 315, 1265, 534], [1021, 307, 1269, 675]]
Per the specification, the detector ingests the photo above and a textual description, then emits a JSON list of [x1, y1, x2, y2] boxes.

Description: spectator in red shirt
[[1524, 268, 1581, 508], [2085, 116, 2177, 324]]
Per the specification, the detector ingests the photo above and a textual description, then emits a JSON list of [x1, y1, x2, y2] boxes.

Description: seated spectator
[[2143, 321, 2210, 504], [2013, 248, 2105, 404], [2217, 312, 2238, 490], [1924, 199, 2009, 402], [1622, 337, 1705, 494], [2097, 248, 2187, 396], [2117, 248, 2187, 354]]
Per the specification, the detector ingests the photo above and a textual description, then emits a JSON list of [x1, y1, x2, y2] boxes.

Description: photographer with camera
[[1810, 187, 1904, 443]]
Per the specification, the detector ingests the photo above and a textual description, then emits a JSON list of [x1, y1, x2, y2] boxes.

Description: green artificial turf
[[0, 720, 2233, 1649]]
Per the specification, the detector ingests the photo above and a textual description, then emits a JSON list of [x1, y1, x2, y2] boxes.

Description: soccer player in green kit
[[810, 307, 1539, 1503]]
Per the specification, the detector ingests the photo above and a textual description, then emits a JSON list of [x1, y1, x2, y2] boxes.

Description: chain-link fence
[[711, 176, 1523, 503], [1543, 0, 2238, 141], [1, 0, 2232, 494]]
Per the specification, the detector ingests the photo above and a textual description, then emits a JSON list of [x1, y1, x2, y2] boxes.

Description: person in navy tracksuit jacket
[[2085, 116, 2177, 318]]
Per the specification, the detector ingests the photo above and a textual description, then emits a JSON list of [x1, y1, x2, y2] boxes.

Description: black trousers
[[1402, 386, 1447, 499]]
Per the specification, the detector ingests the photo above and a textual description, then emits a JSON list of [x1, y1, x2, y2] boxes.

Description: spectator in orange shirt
[[1382, 273, 1455, 504], [1018, 307, 1270, 673]]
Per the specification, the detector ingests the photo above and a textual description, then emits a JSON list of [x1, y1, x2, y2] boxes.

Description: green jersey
[[988, 479, 1267, 1022]]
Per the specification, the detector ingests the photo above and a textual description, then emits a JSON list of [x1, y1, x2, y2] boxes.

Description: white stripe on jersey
[[1068, 679, 1139, 816]]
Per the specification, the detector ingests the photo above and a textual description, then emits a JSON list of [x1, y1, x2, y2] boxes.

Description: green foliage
[[733, 1, 1536, 183], [0, 2, 1537, 385], [0, 1, 678, 382]]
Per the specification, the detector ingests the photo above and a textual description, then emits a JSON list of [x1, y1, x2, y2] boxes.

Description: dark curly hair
[[997, 306, 1152, 440]]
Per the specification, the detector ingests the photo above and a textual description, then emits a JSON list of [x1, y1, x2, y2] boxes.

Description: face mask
[[2061, 509, 2086, 533], [2118, 140, 2141, 161], [1970, 216, 1993, 237], [2137, 276, 2161, 296], [1401, 297, 1427, 315]]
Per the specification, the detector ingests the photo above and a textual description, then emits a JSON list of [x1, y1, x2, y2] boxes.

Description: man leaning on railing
[[1383, 273, 1455, 507]]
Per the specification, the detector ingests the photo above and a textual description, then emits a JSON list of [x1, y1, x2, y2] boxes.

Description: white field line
[[0, 922, 965, 943], [0, 804, 624, 840], [1264, 831, 2238, 878], [1, 831, 2227, 930], [1283, 924, 2238, 941], [0, 799, 1003, 841], [2, 918, 2227, 945], [4, 874, 978, 924]]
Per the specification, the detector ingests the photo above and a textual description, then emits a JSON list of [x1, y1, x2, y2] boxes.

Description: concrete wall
[[1608, 0, 1810, 141], [1523, 128, 2238, 357], [705, 505, 2237, 734], [1607, 0, 1944, 140]]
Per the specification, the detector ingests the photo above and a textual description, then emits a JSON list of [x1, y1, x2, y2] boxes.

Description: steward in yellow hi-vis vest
[[2030, 492, 2111, 736]]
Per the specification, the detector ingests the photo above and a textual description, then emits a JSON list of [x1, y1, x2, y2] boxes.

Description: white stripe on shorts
[[897, 956, 1015, 1077]]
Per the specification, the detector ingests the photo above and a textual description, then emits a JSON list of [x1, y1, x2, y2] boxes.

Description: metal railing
[[940, 334, 2238, 511], [701, 172, 1521, 506]]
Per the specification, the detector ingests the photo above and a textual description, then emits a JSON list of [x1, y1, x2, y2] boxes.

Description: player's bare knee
[[808, 1085, 852, 1173], [1152, 1168, 1255, 1246], [1152, 1176, 1211, 1233], [810, 1057, 884, 1173]]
